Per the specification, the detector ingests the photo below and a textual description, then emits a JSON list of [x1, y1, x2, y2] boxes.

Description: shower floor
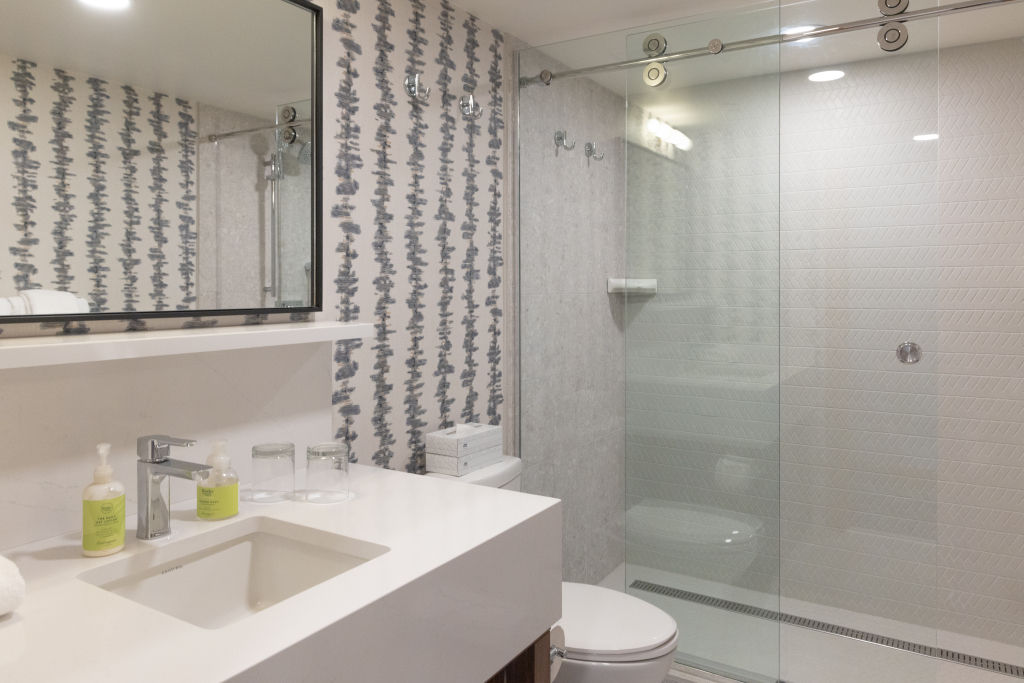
[[604, 564, 1023, 683]]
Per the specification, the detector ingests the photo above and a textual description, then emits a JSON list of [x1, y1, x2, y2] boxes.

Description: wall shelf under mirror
[[0, 321, 370, 370]]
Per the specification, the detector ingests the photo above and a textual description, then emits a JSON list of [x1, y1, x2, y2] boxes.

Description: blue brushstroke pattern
[[485, 29, 505, 425], [175, 98, 197, 309], [403, 0, 429, 473], [370, 0, 398, 468], [332, 0, 364, 461], [85, 77, 111, 310], [118, 85, 142, 311], [49, 69, 76, 293], [433, 0, 457, 429], [459, 15, 481, 423], [147, 93, 170, 310], [8, 59, 40, 291]]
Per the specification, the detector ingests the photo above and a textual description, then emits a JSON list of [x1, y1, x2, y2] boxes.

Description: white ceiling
[[458, 0, 770, 48], [0, 0, 313, 120], [503, 0, 1024, 123]]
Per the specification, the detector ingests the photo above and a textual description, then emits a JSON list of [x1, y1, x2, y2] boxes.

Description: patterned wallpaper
[[0, 52, 198, 313], [325, 0, 508, 472]]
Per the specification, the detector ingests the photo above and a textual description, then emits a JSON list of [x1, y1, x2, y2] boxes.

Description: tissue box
[[426, 447, 503, 476], [425, 423, 502, 457]]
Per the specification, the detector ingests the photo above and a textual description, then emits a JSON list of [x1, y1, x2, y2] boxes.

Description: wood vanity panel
[[485, 630, 551, 683]]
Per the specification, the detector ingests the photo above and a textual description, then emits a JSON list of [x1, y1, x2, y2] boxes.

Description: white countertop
[[0, 465, 562, 683]]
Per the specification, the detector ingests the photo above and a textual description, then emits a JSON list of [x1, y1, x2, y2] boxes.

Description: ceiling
[[458, 0, 771, 47], [0, 0, 313, 120], [505, 0, 1024, 123]]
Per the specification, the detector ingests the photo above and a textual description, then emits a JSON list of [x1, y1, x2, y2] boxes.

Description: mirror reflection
[[0, 0, 318, 318]]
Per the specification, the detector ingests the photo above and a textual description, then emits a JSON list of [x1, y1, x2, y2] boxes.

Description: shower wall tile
[[518, 51, 626, 584], [778, 38, 1024, 649]]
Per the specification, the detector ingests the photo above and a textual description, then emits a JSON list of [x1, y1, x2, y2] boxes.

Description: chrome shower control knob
[[897, 341, 922, 364]]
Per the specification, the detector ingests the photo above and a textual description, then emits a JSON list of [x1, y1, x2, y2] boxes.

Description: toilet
[[428, 457, 678, 683]]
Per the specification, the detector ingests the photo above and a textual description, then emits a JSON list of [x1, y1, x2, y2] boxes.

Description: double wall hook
[[460, 93, 483, 120], [404, 72, 430, 103], [554, 130, 575, 156], [584, 142, 605, 166]]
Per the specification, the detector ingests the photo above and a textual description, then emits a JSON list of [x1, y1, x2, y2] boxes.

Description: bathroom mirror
[[0, 0, 321, 322]]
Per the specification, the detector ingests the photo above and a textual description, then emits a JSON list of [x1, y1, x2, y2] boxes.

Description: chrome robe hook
[[460, 93, 483, 120], [554, 130, 575, 155], [584, 142, 604, 166], [404, 72, 430, 103]]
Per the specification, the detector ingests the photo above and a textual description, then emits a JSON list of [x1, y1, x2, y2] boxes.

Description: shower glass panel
[[273, 99, 314, 307], [622, 7, 782, 681], [774, 2, 941, 680], [196, 99, 313, 310]]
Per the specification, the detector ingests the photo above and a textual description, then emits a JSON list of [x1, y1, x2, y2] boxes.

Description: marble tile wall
[[517, 50, 627, 585]]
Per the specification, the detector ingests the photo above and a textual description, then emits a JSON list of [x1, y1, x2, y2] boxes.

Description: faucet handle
[[137, 434, 197, 463]]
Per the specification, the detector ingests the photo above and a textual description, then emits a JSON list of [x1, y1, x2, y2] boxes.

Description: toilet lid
[[556, 583, 678, 660]]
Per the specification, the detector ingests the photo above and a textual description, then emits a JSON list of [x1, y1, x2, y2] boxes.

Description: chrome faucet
[[136, 434, 210, 540]]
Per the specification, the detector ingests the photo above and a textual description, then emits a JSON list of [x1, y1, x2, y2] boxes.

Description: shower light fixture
[[646, 118, 693, 152], [79, 0, 131, 9], [913, 133, 939, 141], [808, 70, 845, 82]]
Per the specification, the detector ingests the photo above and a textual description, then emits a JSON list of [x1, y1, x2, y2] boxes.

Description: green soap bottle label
[[197, 482, 239, 520], [83, 495, 125, 552]]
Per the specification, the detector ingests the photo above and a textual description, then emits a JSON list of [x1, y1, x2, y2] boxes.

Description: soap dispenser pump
[[82, 443, 126, 557], [196, 440, 239, 520]]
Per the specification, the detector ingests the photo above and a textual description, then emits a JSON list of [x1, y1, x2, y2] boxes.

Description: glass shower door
[[776, 3, 942, 681], [623, 7, 783, 681]]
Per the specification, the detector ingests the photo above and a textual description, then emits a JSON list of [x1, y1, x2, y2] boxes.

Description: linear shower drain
[[630, 579, 1024, 679]]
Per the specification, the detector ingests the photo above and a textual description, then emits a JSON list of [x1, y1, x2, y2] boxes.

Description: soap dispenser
[[82, 443, 126, 557], [195, 440, 239, 520]]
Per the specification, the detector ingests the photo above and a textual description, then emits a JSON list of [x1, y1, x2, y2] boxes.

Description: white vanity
[[0, 464, 562, 682]]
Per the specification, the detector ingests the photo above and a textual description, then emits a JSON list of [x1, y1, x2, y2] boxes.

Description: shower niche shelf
[[0, 321, 372, 370]]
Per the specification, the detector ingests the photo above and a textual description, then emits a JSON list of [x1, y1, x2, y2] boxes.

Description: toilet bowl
[[627, 498, 763, 586], [428, 457, 678, 683]]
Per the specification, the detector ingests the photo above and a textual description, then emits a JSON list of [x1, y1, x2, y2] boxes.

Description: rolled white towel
[[0, 555, 25, 617], [18, 289, 88, 315]]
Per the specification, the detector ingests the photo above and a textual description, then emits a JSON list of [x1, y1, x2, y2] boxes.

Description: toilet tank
[[425, 456, 522, 490]]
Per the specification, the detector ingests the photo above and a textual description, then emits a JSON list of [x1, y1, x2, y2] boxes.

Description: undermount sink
[[78, 516, 389, 629]]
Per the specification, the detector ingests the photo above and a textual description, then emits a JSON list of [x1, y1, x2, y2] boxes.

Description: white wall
[[0, 344, 331, 550]]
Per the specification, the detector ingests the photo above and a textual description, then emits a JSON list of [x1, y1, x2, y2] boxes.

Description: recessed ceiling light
[[913, 133, 939, 141], [808, 70, 845, 82], [79, 0, 131, 11]]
